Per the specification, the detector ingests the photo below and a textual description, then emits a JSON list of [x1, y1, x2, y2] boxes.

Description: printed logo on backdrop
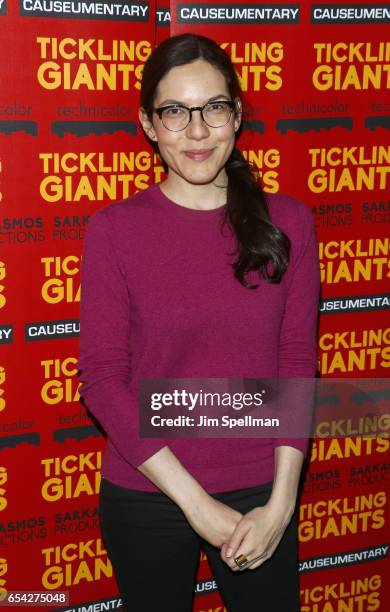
[[312, 4, 390, 24], [221, 42, 284, 91], [303, 468, 341, 494], [0, 431, 40, 451], [319, 326, 390, 374], [349, 460, 390, 487], [299, 544, 389, 573], [361, 198, 390, 225], [19, 0, 149, 21], [0, 325, 13, 345], [55, 597, 123, 612], [41, 451, 101, 502], [1, 216, 44, 246], [0, 465, 7, 513], [53, 423, 102, 444], [308, 146, 390, 194], [0, 516, 47, 546], [0, 0, 6, 16], [311, 436, 389, 463], [299, 492, 386, 542], [176, 3, 300, 24], [0, 366, 4, 414], [318, 237, 390, 287], [277, 115, 352, 135], [0, 416, 38, 453], [301, 574, 382, 611], [41, 356, 80, 408], [39, 151, 151, 203], [312, 41, 390, 91], [156, 6, 170, 25], [241, 148, 280, 192], [35, 38, 151, 93], [1, 255, 7, 299], [194, 579, 219, 596], [41, 537, 110, 589], [54, 505, 99, 536], [25, 319, 79, 341], [312, 201, 352, 229], [320, 293, 390, 314]]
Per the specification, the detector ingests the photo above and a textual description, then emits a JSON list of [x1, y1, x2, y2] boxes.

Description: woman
[[77, 34, 320, 611]]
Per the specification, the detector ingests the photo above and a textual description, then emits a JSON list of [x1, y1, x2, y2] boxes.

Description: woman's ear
[[233, 97, 242, 132], [139, 107, 158, 141]]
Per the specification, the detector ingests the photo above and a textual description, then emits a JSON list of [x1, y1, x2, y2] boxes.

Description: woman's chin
[[180, 168, 222, 186]]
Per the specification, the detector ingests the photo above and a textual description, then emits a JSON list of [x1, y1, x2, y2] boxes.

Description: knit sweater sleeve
[[77, 208, 168, 468], [274, 199, 320, 456]]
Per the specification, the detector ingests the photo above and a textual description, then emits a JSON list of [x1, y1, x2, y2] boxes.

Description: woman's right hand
[[183, 494, 243, 549], [137, 447, 242, 547]]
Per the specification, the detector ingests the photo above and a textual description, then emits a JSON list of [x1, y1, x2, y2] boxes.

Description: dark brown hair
[[140, 34, 290, 288]]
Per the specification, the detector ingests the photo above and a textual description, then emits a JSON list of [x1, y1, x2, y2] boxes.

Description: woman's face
[[140, 58, 241, 190]]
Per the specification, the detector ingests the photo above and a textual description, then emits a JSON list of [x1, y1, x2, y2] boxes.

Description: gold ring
[[234, 554, 248, 568]]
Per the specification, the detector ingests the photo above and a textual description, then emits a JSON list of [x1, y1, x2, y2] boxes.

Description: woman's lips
[[183, 149, 214, 161]]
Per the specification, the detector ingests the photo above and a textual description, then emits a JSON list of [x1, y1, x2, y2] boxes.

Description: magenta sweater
[[77, 184, 320, 493]]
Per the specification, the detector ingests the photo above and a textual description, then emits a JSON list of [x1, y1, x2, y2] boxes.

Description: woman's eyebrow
[[207, 94, 231, 102], [157, 94, 231, 106], [157, 99, 183, 106]]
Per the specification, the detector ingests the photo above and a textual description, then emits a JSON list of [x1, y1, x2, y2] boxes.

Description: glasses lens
[[203, 102, 233, 127], [161, 106, 190, 131]]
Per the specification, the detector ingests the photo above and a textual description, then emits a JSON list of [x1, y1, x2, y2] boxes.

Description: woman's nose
[[185, 110, 210, 139]]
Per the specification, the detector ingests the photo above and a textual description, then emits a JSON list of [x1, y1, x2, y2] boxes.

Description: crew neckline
[[151, 183, 227, 220]]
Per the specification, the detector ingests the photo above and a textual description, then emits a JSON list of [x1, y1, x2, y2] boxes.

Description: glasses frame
[[152, 100, 236, 132]]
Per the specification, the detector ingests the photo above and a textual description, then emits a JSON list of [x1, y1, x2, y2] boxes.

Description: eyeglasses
[[153, 100, 236, 132]]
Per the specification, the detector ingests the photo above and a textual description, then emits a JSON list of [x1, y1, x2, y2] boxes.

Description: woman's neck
[[160, 172, 228, 211]]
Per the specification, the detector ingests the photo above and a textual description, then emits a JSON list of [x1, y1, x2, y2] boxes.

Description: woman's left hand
[[220, 500, 295, 571]]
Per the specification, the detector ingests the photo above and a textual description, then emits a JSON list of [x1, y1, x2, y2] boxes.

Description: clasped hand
[[184, 495, 293, 572], [221, 502, 293, 571]]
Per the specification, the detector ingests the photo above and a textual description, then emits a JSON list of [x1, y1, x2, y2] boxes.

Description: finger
[[229, 549, 256, 571], [232, 547, 270, 572], [233, 559, 252, 571], [226, 531, 257, 570], [221, 542, 246, 569], [225, 522, 251, 559], [233, 558, 263, 572], [220, 543, 229, 560], [247, 553, 270, 570], [246, 549, 273, 570], [247, 559, 266, 570]]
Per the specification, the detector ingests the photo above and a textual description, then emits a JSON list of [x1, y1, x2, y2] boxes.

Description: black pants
[[99, 478, 300, 612]]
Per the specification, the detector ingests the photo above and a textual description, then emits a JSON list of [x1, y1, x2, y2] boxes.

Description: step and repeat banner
[[0, 0, 389, 610]]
